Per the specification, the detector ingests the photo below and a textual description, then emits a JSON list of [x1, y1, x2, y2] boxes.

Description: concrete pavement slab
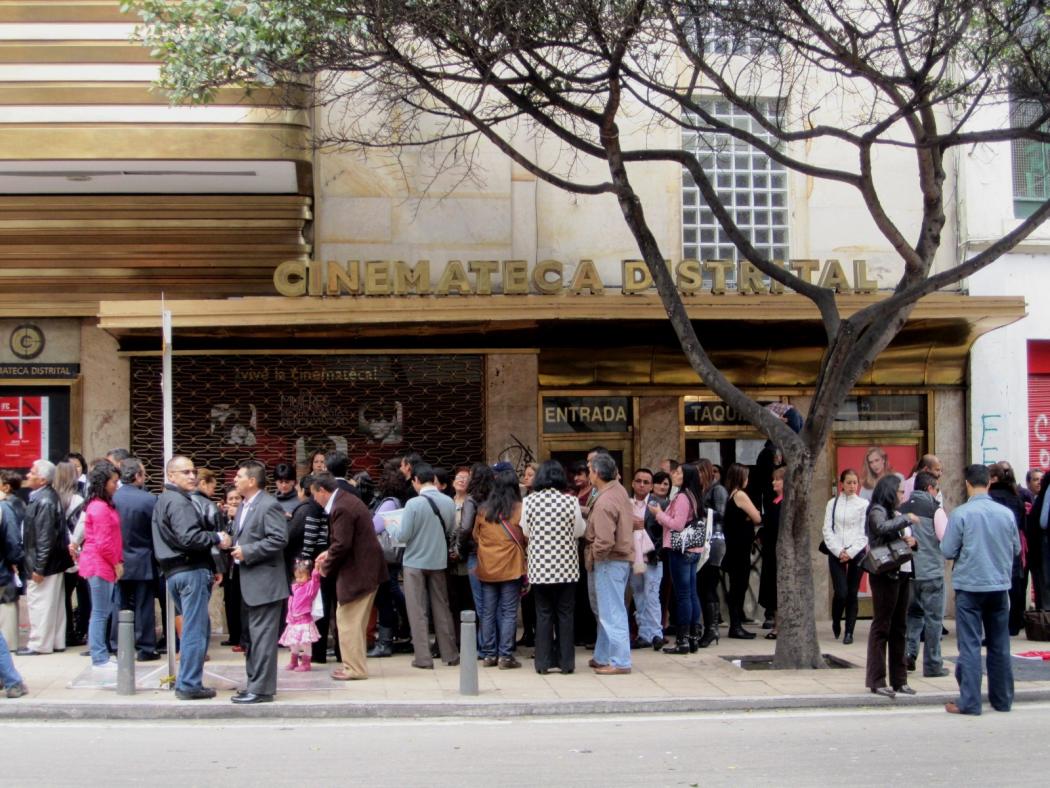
[[1, 621, 1048, 719]]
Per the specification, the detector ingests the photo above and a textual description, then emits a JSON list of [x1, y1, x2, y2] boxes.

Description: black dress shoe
[[137, 651, 161, 662], [894, 684, 917, 695], [231, 692, 273, 704], [15, 648, 42, 656], [220, 640, 238, 647], [175, 687, 217, 700], [842, 633, 854, 645], [727, 626, 756, 640]]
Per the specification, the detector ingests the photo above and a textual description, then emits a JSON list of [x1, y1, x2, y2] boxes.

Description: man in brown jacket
[[584, 453, 635, 674], [311, 473, 388, 681]]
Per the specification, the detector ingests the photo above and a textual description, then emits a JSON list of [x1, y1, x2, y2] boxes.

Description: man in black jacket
[[152, 455, 230, 700], [109, 459, 159, 661], [19, 459, 73, 656]]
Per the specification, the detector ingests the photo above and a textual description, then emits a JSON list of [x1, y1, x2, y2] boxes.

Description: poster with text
[[0, 396, 48, 469]]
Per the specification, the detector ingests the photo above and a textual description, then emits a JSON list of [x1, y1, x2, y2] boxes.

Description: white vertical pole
[[161, 298, 177, 684]]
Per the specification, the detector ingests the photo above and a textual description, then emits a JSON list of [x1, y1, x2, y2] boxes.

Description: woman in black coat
[[988, 462, 1027, 636], [865, 475, 919, 697]]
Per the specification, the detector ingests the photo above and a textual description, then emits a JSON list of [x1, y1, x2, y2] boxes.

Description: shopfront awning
[[97, 291, 1025, 387]]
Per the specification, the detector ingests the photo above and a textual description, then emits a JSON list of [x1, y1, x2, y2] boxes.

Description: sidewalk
[[2, 622, 1049, 719]]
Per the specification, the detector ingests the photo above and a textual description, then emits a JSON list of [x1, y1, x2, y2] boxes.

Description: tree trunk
[[773, 448, 824, 669]]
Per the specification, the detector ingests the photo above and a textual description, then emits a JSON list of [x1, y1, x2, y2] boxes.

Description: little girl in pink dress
[[278, 559, 322, 672]]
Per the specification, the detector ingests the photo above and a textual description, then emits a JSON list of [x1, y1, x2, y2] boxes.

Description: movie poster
[[0, 396, 48, 469]]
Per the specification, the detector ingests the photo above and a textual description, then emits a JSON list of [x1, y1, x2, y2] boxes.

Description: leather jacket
[[23, 485, 73, 577], [152, 484, 219, 577]]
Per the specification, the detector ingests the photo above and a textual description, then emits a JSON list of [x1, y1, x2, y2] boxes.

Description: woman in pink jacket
[[650, 463, 706, 654], [78, 460, 123, 673]]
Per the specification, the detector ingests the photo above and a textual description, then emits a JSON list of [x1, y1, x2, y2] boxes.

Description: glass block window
[[682, 97, 789, 276], [691, 1, 775, 57], [1011, 100, 1050, 218]]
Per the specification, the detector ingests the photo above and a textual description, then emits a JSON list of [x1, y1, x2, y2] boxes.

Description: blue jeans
[[593, 560, 631, 669], [467, 554, 485, 647], [87, 576, 115, 666], [905, 578, 945, 675], [167, 568, 213, 693], [954, 589, 1013, 715], [629, 561, 664, 641], [0, 630, 23, 688], [668, 551, 701, 628], [480, 579, 521, 658]]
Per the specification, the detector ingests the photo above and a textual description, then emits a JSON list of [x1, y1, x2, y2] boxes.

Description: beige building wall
[[79, 321, 130, 460], [485, 353, 539, 465]]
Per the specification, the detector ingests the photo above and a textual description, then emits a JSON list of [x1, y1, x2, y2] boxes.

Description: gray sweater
[[941, 493, 1021, 592]]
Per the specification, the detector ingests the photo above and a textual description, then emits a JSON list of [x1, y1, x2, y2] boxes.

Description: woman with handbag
[[822, 468, 869, 644], [473, 468, 526, 669], [865, 475, 920, 697], [696, 459, 727, 647], [651, 463, 705, 654], [521, 461, 586, 674]]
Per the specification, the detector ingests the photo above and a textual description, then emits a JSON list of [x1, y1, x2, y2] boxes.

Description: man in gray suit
[[229, 460, 288, 704]]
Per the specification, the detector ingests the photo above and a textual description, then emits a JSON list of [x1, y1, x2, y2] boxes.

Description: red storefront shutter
[[1028, 341, 1050, 470]]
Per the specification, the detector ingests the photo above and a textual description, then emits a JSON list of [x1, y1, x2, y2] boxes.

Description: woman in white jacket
[[822, 469, 868, 644]]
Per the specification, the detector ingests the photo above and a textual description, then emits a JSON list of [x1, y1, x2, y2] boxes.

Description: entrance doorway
[[541, 437, 634, 484]]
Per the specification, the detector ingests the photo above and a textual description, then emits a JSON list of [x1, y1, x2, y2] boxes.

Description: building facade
[[0, 2, 1028, 618]]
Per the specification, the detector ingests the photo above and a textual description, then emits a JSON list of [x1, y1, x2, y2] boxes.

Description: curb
[[2, 687, 1049, 721]]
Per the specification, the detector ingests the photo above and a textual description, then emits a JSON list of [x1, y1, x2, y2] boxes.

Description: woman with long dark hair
[[865, 474, 919, 697], [56, 461, 88, 647], [456, 463, 494, 636], [988, 462, 1027, 636], [77, 460, 122, 676], [473, 468, 525, 668], [822, 468, 869, 644], [521, 460, 585, 674], [696, 458, 727, 647], [723, 463, 762, 639], [652, 463, 705, 653]]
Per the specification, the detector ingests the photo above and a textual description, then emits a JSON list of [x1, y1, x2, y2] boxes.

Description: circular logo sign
[[10, 323, 45, 360]]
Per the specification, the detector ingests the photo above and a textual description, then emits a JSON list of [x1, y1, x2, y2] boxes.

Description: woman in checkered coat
[[520, 461, 587, 674]]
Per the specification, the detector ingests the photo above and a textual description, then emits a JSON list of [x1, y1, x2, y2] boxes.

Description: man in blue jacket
[[941, 464, 1021, 715], [109, 459, 158, 661]]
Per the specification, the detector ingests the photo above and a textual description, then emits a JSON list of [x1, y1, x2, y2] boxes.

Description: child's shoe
[[294, 655, 312, 672], [284, 652, 300, 671]]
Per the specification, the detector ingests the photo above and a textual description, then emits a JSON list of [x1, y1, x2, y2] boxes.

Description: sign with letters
[[542, 396, 631, 434]]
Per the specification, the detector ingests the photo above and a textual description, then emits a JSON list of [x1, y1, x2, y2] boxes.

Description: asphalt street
[[4, 702, 1047, 786]]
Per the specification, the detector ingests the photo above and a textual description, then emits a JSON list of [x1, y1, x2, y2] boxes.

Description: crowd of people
[[0, 432, 1042, 714]]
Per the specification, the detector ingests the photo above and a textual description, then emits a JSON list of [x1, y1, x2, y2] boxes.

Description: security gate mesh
[[130, 354, 484, 486]]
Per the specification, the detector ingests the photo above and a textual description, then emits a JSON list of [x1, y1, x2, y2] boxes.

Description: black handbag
[[819, 495, 837, 556], [861, 538, 913, 575]]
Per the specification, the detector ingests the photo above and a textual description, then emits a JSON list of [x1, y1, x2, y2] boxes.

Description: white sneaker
[[91, 660, 117, 675]]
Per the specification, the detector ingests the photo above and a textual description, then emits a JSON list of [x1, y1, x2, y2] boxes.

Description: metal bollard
[[459, 610, 478, 696], [117, 610, 136, 695]]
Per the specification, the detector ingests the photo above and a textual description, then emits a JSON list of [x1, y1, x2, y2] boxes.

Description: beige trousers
[[27, 573, 66, 653], [336, 590, 377, 679]]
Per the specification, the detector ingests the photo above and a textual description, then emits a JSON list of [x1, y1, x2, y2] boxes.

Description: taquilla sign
[[273, 258, 881, 297]]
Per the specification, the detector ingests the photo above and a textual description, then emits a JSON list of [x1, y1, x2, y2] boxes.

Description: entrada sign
[[274, 258, 880, 297], [542, 396, 631, 434]]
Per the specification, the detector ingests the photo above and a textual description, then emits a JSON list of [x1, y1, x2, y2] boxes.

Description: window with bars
[[1011, 100, 1050, 218], [682, 97, 789, 281]]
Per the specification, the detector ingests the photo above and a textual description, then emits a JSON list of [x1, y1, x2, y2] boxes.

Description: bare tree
[[131, 0, 1050, 667]]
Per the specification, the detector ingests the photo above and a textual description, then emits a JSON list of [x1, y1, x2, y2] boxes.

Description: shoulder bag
[[818, 496, 835, 556], [497, 515, 530, 595], [861, 535, 914, 575], [669, 492, 707, 554], [374, 497, 405, 565]]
